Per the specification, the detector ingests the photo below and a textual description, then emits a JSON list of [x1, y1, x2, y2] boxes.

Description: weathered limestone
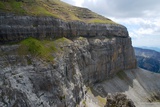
[[0, 12, 128, 44], [0, 35, 136, 107], [0, 11, 137, 107]]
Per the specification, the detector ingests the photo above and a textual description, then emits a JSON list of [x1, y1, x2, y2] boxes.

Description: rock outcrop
[[0, 34, 136, 106], [0, 12, 128, 44], [105, 93, 135, 107], [0, 5, 137, 106], [91, 68, 160, 107]]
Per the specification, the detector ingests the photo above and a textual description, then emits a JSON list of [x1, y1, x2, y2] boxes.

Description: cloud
[[62, 0, 160, 18], [81, 0, 160, 18], [61, 0, 84, 7], [132, 35, 160, 47], [112, 17, 160, 46], [61, 0, 160, 47]]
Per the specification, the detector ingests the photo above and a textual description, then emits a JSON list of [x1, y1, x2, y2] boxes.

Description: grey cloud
[[61, 0, 160, 47], [82, 0, 160, 18]]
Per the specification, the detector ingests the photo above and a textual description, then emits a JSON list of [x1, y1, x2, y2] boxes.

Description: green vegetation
[[0, 0, 117, 24], [82, 100, 86, 105], [19, 37, 56, 62], [0, 0, 26, 14], [0, 2, 5, 9], [54, 37, 72, 46], [77, 37, 85, 40], [28, 5, 56, 16], [10, 1, 25, 13], [88, 19, 117, 24], [18, 37, 72, 62], [117, 70, 128, 80]]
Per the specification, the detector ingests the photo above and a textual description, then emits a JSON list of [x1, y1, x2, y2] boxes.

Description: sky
[[61, 0, 160, 48]]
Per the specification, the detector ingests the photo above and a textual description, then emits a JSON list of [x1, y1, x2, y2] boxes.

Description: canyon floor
[[85, 68, 160, 107]]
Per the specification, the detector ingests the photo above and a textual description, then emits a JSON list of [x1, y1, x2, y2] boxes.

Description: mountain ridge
[[134, 47, 160, 73], [139, 46, 160, 52], [0, 0, 116, 24]]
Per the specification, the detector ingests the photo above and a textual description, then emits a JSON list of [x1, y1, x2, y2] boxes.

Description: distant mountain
[[134, 47, 160, 73], [140, 46, 160, 52]]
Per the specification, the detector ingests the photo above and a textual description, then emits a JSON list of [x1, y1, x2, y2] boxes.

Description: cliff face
[[0, 8, 137, 107], [0, 36, 136, 107], [86, 68, 160, 107], [0, 12, 128, 44]]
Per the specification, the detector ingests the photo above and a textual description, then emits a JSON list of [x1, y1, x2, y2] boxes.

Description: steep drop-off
[[0, 11, 127, 44], [0, 36, 136, 107], [88, 68, 160, 107], [0, 0, 137, 107], [0, 0, 127, 44]]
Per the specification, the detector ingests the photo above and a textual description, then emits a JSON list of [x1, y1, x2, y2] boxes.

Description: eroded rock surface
[[0, 35, 136, 107], [0, 12, 128, 44], [91, 68, 160, 107], [105, 93, 135, 107]]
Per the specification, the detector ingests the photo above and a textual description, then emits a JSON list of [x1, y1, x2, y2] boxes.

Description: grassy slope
[[0, 0, 116, 24], [18, 37, 72, 62]]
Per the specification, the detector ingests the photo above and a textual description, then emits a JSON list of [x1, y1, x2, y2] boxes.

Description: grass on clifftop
[[0, 0, 117, 24], [19, 37, 72, 62], [0, 0, 26, 14], [87, 19, 115, 24], [19, 37, 55, 62]]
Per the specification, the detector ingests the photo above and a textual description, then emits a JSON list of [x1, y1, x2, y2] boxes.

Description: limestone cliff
[[83, 68, 160, 107], [0, 1, 137, 107], [0, 35, 136, 107], [0, 12, 127, 44], [0, 0, 123, 44]]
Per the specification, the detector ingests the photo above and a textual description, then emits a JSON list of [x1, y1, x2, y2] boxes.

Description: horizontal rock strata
[[0, 12, 128, 44]]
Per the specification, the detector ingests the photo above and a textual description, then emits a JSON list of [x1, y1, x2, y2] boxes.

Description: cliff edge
[[0, 0, 137, 107], [0, 36, 137, 107], [0, 0, 128, 44]]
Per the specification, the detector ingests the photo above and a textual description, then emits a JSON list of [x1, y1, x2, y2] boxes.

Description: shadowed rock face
[[0, 8, 136, 106], [105, 93, 135, 107], [0, 35, 136, 107], [0, 87, 31, 107], [62, 37, 136, 84], [91, 68, 160, 107], [0, 12, 128, 44]]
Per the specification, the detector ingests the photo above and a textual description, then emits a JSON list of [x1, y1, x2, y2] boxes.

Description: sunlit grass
[[0, 0, 117, 24], [19, 37, 55, 62], [87, 19, 117, 24], [18, 37, 72, 62], [0, 1, 26, 14]]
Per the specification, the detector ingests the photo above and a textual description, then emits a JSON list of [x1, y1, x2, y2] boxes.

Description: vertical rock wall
[[0, 12, 136, 107], [0, 12, 128, 44], [64, 37, 136, 84], [0, 36, 136, 107]]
